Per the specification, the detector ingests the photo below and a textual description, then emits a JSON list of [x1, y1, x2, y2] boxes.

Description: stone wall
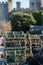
[[0, 21, 11, 34], [0, 2, 8, 21]]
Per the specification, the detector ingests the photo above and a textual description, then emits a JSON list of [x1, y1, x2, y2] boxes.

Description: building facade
[[0, 2, 8, 21], [41, 0, 43, 9], [16, 2, 21, 11], [0, 0, 12, 22], [8, 0, 13, 13], [29, 0, 43, 11]]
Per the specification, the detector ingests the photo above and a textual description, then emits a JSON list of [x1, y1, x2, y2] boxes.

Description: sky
[[0, 0, 29, 8]]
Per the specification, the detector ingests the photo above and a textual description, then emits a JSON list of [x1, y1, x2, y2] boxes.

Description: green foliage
[[32, 10, 42, 25], [9, 12, 36, 32]]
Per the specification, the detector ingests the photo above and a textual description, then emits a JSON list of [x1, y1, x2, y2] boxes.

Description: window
[[31, 2, 34, 5]]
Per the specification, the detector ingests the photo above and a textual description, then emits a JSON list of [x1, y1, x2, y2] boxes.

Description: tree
[[9, 12, 36, 32], [32, 10, 42, 25]]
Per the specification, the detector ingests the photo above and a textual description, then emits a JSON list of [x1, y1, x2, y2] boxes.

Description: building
[[8, 0, 13, 13], [12, 1, 30, 14], [41, 0, 43, 9], [0, 2, 8, 21], [0, 0, 13, 22], [29, 0, 43, 11], [16, 2, 21, 11], [0, 0, 31, 22], [0, 0, 43, 23]]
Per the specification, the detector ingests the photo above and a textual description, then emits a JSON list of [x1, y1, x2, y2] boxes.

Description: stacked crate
[[4, 31, 42, 65], [4, 31, 26, 65]]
